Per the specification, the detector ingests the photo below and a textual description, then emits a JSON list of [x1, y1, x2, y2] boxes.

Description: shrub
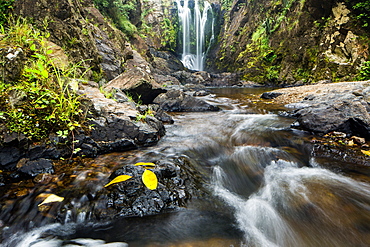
[[0, 18, 87, 141]]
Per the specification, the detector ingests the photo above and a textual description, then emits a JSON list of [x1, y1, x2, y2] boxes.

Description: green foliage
[[221, 0, 233, 11], [346, 0, 370, 28], [0, 0, 14, 26], [93, 0, 137, 37], [357, 61, 370, 80], [136, 107, 154, 122], [0, 18, 87, 141], [161, 17, 178, 51]]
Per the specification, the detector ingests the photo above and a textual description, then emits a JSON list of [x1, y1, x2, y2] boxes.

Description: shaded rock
[[153, 74, 181, 87], [0, 147, 21, 170], [17, 158, 54, 177], [14, 0, 128, 81], [149, 48, 185, 75], [149, 104, 174, 124], [0, 47, 25, 83], [172, 71, 204, 85], [104, 45, 166, 104], [153, 90, 220, 112]]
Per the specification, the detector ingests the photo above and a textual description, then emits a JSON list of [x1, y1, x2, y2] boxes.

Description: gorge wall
[[11, 0, 370, 85], [210, 0, 370, 84]]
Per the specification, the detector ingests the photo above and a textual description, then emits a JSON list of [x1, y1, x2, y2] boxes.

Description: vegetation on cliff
[[0, 18, 87, 141], [213, 0, 370, 84]]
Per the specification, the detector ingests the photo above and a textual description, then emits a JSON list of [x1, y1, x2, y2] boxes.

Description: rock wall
[[211, 0, 370, 84]]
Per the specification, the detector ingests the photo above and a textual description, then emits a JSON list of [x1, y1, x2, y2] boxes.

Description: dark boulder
[[153, 90, 220, 112], [104, 45, 166, 104], [101, 156, 205, 218], [291, 93, 370, 139], [17, 158, 54, 177], [261, 91, 284, 99]]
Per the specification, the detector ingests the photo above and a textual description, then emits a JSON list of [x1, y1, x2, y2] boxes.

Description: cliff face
[[211, 0, 370, 84], [12, 0, 179, 82]]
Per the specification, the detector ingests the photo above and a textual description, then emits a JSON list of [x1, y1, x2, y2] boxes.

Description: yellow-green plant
[[0, 18, 87, 141]]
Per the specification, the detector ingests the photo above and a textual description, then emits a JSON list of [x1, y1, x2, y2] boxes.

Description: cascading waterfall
[[176, 0, 214, 71]]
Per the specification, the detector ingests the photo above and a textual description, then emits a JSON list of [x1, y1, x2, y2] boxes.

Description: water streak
[[176, 0, 214, 71]]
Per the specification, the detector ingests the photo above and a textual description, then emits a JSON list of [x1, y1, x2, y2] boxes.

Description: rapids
[[1, 87, 370, 247]]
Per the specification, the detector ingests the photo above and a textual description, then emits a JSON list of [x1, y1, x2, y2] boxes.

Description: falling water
[[176, 0, 214, 71]]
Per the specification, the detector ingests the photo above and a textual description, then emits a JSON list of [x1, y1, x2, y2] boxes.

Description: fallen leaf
[[142, 170, 158, 190], [38, 194, 64, 206], [361, 150, 370, 156], [134, 162, 156, 167], [347, 140, 355, 146], [104, 175, 132, 188]]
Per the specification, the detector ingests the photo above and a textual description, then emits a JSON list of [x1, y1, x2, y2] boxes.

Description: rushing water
[[1, 88, 370, 247], [176, 0, 214, 71]]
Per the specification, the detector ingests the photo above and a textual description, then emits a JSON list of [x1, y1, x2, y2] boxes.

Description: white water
[[176, 0, 214, 71], [213, 157, 370, 247]]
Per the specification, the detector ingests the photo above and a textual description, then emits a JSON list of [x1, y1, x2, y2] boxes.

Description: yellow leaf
[[361, 150, 370, 156], [142, 170, 158, 190], [347, 140, 355, 146], [134, 162, 156, 167], [38, 194, 64, 206], [104, 175, 132, 188]]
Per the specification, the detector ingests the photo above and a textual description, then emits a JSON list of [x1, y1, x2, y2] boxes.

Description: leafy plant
[[135, 107, 154, 122], [357, 60, 370, 80], [0, 0, 14, 26], [0, 18, 87, 141]]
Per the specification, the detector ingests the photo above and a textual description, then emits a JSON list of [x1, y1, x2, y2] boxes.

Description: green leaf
[[142, 170, 158, 190], [40, 69, 48, 79], [30, 43, 37, 51], [104, 174, 132, 187]]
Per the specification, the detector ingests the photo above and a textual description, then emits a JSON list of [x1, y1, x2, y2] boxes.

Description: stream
[[1, 87, 370, 247]]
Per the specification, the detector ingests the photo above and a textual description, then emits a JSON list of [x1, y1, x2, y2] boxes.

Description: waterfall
[[176, 0, 214, 71]]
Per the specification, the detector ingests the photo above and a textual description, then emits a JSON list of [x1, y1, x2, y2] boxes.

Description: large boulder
[[153, 90, 220, 112], [291, 90, 370, 139], [104, 45, 166, 104], [78, 81, 166, 151]]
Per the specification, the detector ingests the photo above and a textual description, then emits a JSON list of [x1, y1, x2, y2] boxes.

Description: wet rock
[[0, 147, 22, 170], [79, 82, 165, 152], [292, 93, 370, 139], [172, 71, 204, 85], [153, 90, 220, 112], [103, 156, 205, 218], [0, 174, 4, 186], [261, 91, 284, 99], [193, 90, 209, 96], [149, 104, 174, 124], [17, 158, 54, 177]]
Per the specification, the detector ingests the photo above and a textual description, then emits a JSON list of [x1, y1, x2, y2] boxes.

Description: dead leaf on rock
[[142, 170, 158, 190], [104, 175, 132, 188]]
